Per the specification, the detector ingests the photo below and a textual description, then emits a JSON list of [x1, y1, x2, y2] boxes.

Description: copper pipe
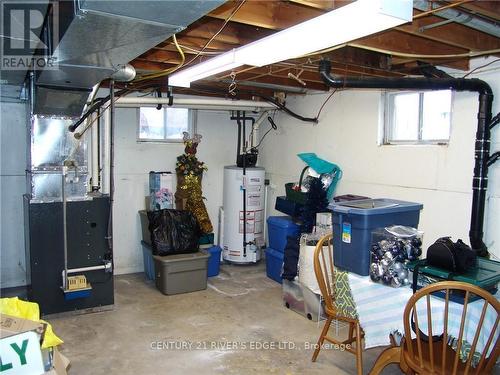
[[413, 0, 473, 20]]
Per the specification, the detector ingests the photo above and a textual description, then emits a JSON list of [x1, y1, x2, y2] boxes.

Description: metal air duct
[[32, 0, 225, 116]]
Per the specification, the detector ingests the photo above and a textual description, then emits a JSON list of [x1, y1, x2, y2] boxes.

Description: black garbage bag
[[147, 209, 201, 256], [282, 235, 300, 280]]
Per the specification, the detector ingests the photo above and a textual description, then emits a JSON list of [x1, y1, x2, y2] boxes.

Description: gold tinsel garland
[[180, 174, 213, 234]]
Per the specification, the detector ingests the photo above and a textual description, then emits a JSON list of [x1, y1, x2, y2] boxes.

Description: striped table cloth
[[347, 273, 499, 355]]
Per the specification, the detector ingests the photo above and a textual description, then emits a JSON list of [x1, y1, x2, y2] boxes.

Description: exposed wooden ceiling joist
[[128, 0, 500, 98], [459, 2, 500, 21], [399, 10, 500, 50], [207, 0, 324, 29]]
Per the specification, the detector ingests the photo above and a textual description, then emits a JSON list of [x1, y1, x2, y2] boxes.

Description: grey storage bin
[[153, 250, 209, 295]]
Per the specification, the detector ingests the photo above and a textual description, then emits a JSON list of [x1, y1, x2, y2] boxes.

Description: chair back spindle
[[402, 281, 500, 375]]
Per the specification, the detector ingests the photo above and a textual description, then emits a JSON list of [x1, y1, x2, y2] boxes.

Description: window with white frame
[[138, 107, 195, 142], [383, 90, 452, 144]]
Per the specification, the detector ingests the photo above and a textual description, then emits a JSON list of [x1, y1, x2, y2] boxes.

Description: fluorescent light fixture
[[169, 49, 241, 88], [236, 0, 412, 67], [168, 0, 412, 87]]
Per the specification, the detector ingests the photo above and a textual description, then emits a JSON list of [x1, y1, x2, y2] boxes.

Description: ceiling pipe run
[[413, 0, 500, 38], [115, 97, 276, 111], [319, 59, 493, 257]]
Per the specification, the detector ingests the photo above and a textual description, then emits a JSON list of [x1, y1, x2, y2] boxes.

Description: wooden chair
[[311, 233, 365, 375], [402, 281, 500, 375]]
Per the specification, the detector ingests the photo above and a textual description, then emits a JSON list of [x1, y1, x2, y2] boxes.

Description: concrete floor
[[48, 262, 403, 375]]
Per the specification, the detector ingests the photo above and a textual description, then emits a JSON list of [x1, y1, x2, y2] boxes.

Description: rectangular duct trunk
[[33, 0, 225, 116]]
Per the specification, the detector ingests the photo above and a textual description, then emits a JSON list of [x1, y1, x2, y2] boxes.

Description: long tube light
[[169, 49, 240, 88], [115, 97, 276, 110], [169, 0, 412, 88]]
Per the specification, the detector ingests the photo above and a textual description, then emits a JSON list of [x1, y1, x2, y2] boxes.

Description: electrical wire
[[133, 35, 185, 82], [462, 58, 500, 78], [304, 42, 500, 62], [315, 88, 339, 119], [256, 92, 317, 123], [347, 44, 500, 60], [86, 81, 102, 110], [182, 0, 246, 68], [255, 116, 278, 148], [74, 99, 116, 138], [69, 76, 171, 133], [185, 85, 318, 123], [132, 1, 245, 82], [175, 44, 222, 56]]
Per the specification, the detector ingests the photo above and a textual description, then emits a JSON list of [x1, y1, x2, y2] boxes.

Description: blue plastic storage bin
[[141, 241, 155, 280], [267, 216, 300, 252], [265, 247, 284, 284], [329, 198, 423, 276], [207, 245, 222, 277]]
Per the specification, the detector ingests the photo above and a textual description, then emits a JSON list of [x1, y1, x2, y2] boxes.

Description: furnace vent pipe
[[319, 60, 493, 256]]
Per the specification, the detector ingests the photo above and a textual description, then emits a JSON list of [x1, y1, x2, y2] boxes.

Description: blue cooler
[[207, 245, 222, 277], [265, 248, 284, 284], [267, 216, 300, 252], [330, 198, 423, 276]]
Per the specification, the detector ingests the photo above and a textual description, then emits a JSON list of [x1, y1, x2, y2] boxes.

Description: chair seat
[[403, 338, 470, 375]]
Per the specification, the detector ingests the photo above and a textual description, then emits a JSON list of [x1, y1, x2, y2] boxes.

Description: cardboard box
[[0, 330, 45, 375], [0, 314, 69, 375], [44, 348, 70, 375], [1, 314, 46, 340]]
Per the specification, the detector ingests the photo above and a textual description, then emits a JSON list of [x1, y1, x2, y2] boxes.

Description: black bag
[[147, 209, 201, 256], [282, 236, 300, 281], [427, 237, 477, 273]]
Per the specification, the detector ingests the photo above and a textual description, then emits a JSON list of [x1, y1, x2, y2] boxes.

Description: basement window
[[138, 107, 195, 142], [383, 90, 452, 145]]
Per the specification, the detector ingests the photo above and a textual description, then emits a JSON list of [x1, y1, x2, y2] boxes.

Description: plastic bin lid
[[153, 249, 209, 263], [207, 245, 222, 254], [267, 215, 298, 228], [408, 258, 500, 288], [329, 198, 423, 215]]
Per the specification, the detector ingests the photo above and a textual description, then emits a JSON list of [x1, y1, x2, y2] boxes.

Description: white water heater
[[223, 165, 265, 263]]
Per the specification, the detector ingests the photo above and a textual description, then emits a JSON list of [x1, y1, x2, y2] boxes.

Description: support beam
[[355, 30, 470, 70], [208, 0, 323, 29], [396, 12, 500, 52]]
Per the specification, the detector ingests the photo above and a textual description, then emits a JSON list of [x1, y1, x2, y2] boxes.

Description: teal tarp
[[297, 152, 342, 200]]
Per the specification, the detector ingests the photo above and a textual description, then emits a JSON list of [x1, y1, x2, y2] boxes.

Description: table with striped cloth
[[347, 273, 499, 356]]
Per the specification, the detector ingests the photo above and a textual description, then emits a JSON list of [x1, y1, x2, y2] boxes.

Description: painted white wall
[[112, 108, 237, 274], [0, 98, 28, 288], [260, 59, 500, 259]]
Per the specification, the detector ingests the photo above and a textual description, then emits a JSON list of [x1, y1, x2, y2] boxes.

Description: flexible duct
[[319, 60, 493, 256]]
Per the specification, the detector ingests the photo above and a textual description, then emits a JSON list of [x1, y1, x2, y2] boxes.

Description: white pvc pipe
[[116, 97, 276, 111], [67, 264, 111, 274], [102, 105, 111, 195], [252, 111, 269, 147], [91, 112, 99, 190], [263, 183, 269, 247]]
